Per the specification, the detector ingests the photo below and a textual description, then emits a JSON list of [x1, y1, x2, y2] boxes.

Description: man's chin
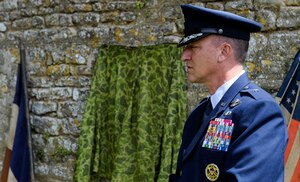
[[187, 77, 202, 83], [187, 78, 197, 83]]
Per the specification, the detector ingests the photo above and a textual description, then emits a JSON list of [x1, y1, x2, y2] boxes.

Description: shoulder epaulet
[[240, 85, 263, 100]]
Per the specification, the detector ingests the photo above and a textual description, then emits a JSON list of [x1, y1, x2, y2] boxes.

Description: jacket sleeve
[[223, 99, 288, 182]]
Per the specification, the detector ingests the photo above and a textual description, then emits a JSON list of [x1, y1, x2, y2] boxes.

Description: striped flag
[[1, 46, 33, 182], [276, 49, 300, 182]]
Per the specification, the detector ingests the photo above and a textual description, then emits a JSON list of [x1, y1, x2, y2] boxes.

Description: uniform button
[[220, 102, 226, 107], [243, 86, 249, 89]]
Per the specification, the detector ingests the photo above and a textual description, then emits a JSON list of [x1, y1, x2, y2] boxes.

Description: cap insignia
[[180, 33, 203, 45]]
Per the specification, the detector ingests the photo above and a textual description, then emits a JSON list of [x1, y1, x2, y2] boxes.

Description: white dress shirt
[[210, 70, 245, 109]]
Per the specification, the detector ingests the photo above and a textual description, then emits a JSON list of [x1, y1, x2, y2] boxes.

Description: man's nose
[[181, 49, 191, 62]]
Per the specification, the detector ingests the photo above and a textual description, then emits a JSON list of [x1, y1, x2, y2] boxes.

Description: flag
[[1, 47, 33, 181], [276, 49, 300, 182]]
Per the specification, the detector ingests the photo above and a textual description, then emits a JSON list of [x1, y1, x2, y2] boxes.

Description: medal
[[202, 118, 234, 152]]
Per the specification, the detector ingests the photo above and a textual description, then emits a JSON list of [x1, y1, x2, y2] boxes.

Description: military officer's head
[[179, 4, 262, 93]]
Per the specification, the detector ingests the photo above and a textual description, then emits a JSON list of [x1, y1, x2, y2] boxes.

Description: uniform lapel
[[209, 73, 251, 120], [181, 73, 251, 163]]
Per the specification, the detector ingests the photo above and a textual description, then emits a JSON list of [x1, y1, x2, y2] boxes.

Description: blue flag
[[1, 63, 31, 182], [276, 49, 300, 182]]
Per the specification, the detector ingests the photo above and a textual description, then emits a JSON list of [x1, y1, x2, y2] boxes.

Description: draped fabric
[[74, 45, 187, 182]]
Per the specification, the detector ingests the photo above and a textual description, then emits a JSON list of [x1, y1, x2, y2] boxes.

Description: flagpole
[[19, 42, 35, 182]]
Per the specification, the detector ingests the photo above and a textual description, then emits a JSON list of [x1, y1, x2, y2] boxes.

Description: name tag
[[202, 118, 234, 152]]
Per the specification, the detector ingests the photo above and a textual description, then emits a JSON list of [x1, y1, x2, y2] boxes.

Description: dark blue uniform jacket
[[171, 73, 288, 182]]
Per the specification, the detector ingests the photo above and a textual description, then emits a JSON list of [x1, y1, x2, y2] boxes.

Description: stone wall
[[0, 0, 299, 181]]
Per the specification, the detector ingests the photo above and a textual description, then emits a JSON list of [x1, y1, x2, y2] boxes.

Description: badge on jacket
[[205, 163, 219, 181], [202, 118, 234, 152]]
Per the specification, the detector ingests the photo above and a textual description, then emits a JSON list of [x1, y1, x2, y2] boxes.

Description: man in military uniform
[[169, 4, 288, 182]]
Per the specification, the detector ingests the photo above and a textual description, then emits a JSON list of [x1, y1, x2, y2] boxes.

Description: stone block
[[28, 0, 43, 7], [268, 30, 300, 61], [49, 50, 65, 65], [206, 2, 224, 10], [119, 12, 136, 23], [109, 25, 142, 46], [160, 22, 177, 35], [27, 62, 47, 76], [65, 44, 97, 65], [30, 87, 73, 100], [45, 14, 59, 27], [63, 118, 81, 135], [28, 76, 53, 88], [254, 0, 285, 8], [72, 12, 100, 26], [0, 33, 4, 41], [0, 22, 7, 32], [0, 0, 17, 11], [97, 11, 117, 23], [32, 116, 65, 135], [277, 7, 300, 28], [20, 8, 38, 17], [23, 29, 40, 43], [247, 33, 269, 63], [31, 101, 57, 115], [37, 7, 54, 15], [48, 163, 74, 181], [73, 3, 93, 12], [40, 136, 78, 154], [65, 54, 86, 65], [285, 0, 300, 5], [12, 18, 31, 30], [12, 16, 44, 30], [69, 0, 95, 3], [46, 64, 70, 76], [46, 27, 77, 42], [32, 115, 80, 136], [161, 35, 181, 44], [54, 76, 91, 87], [45, 14, 73, 27], [57, 101, 85, 118], [8, 10, 21, 21], [225, 0, 253, 11], [161, 5, 182, 21], [0, 12, 9, 21], [70, 65, 92, 75], [57, 3, 75, 13], [256, 9, 277, 30], [93, 2, 136, 11], [6, 31, 22, 41], [72, 88, 89, 101], [77, 27, 109, 43]]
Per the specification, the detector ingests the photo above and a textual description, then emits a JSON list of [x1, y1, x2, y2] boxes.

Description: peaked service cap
[[178, 4, 262, 47]]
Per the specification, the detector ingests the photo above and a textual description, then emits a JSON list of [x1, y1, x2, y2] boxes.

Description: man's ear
[[218, 42, 232, 62]]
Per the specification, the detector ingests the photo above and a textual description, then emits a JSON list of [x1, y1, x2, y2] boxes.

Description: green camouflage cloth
[[74, 45, 187, 182]]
